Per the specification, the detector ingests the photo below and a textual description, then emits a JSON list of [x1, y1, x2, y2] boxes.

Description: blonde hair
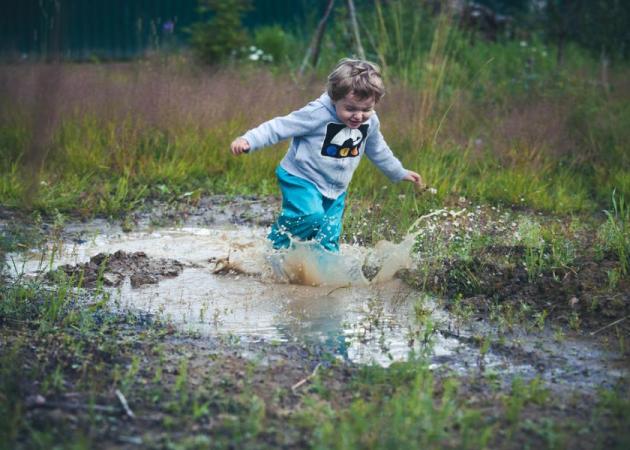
[[326, 58, 385, 102]]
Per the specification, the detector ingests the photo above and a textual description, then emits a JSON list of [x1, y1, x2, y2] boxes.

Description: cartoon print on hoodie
[[321, 123, 369, 159]]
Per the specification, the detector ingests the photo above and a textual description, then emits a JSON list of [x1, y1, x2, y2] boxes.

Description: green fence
[[0, 0, 311, 60]]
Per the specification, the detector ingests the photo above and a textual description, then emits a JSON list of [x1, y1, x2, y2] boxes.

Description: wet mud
[[414, 244, 630, 337], [57, 250, 184, 288], [3, 198, 629, 395]]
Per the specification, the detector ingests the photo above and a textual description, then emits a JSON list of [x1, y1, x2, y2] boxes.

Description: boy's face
[[334, 92, 375, 129]]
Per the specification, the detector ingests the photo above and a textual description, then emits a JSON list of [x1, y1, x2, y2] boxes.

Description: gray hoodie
[[242, 93, 408, 199]]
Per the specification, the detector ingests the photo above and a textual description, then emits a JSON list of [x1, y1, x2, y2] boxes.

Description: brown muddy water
[[6, 212, 628, 393]]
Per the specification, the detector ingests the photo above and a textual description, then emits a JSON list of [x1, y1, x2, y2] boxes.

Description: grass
[[1, 42, 629, 230], [1, 4, 629, 229], [597, 191, 630, 274], [3, 275, 628, 450], [313, 366, 490, 450]]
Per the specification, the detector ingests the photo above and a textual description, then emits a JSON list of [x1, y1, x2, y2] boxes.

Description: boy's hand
[[230, 137, 250, 155], [403, 170, 426, 190]]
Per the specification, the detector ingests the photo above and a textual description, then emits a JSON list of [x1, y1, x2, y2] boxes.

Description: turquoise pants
[[268, 166, 346, 252]]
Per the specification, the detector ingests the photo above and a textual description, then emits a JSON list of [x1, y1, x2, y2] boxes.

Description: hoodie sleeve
[[241, 101, 321, 152], [364, 115, 408, 182]]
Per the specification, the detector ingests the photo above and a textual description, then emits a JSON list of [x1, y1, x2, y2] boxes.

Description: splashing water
[[9, 211, 437, 289], [272, 212, 438, 287], [9, 222, 437, 363]]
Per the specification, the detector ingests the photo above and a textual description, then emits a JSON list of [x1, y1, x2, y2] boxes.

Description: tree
[[347, 0, 366, 59], [299, 0, 336, 75], [544, 0, 629, 63]]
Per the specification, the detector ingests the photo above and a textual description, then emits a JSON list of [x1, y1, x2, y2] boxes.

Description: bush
[[189, 0, 252, 64], [253, 25, 291, 64]]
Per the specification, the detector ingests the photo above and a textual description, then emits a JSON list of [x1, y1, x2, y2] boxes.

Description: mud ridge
[[412, 249, 630, 337], [58, 250, 184, 288]]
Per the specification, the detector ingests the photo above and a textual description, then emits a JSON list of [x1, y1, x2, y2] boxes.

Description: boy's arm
[[240, 102, 320, 152], [364, 118, 409, 182]]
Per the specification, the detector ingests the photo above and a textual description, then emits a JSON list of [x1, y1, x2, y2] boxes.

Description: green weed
[[1, 16, 627, 221], [314, 364, 491, 450], [531, 309, 549, 332], [597, 191, 630, 275], [451, 293, 475, 332], [522, 418, 565, 450], [504, 376, 550, 428], [488, 300, 527, 333], [0, 340, 25, 446], [517, 218, 546, 281], [607, 268, 621, 290], [596, 388, 630, 449], [544, 223, 577, 269], [568, 311, 582, 331]]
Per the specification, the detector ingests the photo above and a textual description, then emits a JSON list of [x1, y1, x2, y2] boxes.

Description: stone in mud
[[58, 250, 184, 288], [102, 272, 123, 286], [361, 264, 380, 281]]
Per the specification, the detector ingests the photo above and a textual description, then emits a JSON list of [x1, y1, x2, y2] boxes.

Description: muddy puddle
[[7, 217, 628, 392]]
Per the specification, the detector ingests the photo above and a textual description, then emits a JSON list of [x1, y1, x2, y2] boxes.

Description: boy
[[230, 58, 423, 253]]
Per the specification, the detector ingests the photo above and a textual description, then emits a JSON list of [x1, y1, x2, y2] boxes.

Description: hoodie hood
[[317, 92, 339, 118]]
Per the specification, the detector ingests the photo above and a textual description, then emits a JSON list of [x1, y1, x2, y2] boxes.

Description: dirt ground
[[3, 311, 627, 449], [417, 250, 630, 338]]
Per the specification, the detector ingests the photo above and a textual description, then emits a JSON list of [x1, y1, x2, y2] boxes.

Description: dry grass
[[0, 60, 628, 215], [0, 62, 322, 131], [0, 60, 624, 163]]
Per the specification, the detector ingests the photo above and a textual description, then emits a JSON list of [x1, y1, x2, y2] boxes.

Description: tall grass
[[0, 2, 628, 230], [597, 191, 630, 274]]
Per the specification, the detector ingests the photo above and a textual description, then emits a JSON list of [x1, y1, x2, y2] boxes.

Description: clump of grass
[[596, 389, 630, 448], [596, 191, 630, 275], [516, 218, 546, 282], [515, 217, 579, 282], [314, 363, 491, 450], [503, 376, 551, 441]]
